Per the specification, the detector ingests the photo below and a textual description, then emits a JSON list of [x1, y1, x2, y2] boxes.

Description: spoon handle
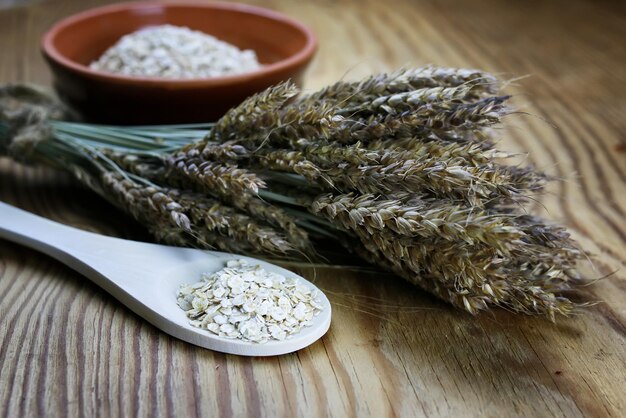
[[0, 201, 183, 333], [0, 201, 96, 259], [0, 201, 171, 283], [0, 200, 216, 288]]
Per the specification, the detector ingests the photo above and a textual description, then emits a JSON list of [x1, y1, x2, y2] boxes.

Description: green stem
[[50, 121, 211, 153]]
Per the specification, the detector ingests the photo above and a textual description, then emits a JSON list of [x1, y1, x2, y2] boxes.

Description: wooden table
[[1, 0, 625, 416]]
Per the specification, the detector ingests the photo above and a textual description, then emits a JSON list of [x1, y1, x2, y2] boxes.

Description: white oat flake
[[176, 259, 323, 343]]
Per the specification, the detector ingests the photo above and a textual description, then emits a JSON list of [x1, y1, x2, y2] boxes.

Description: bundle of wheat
[[0, 66, 586, 319]]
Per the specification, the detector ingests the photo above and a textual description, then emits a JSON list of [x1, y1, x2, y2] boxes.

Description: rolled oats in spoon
[[177, 259, 324, 343]]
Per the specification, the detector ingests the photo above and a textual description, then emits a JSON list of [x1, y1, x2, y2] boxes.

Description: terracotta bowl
[[41, 1, 317, 124]]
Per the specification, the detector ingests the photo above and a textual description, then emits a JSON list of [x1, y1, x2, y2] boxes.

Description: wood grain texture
[[1, 0, 625, 416]]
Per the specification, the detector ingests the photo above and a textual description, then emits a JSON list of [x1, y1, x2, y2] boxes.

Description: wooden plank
[[0, 0, 624, 416]]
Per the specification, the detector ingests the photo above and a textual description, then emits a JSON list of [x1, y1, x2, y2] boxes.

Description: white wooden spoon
[[0, 201, 331, 356]]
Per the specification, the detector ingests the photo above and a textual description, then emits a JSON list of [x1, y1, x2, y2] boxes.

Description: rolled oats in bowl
[[90, 24, 261, 78]]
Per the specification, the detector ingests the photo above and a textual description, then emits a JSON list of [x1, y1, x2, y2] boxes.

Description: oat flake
[[177, 259, 323, 343], [90, 24, 261, 79]]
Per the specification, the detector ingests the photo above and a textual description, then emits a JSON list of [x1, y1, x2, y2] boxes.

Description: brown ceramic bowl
[[41, 1, 317, 124]]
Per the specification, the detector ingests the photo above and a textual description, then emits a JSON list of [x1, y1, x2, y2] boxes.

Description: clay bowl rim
[[41, 0, 318, 87]]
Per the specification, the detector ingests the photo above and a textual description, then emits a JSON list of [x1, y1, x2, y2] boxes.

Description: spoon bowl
[[0, 201, 331, 356]]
